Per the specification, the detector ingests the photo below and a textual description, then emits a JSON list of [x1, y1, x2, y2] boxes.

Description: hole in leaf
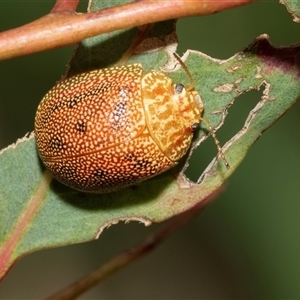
[[219, 89, 263, 142], [185, 89, 263, 182], [77, 0, 89, 12]]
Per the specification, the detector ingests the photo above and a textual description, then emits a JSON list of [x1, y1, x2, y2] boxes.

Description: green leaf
[[281, 0, 300, 22], [0, 2, 300, 280]]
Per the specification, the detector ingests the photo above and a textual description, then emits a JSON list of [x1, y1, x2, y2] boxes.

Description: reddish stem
[[51, 0, 80, 12], [0, 0, 255, 61]]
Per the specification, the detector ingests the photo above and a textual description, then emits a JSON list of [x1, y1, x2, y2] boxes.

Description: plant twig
[[0, 0, 255, 61], [52, 0, 80, 12], [47, 203, 208, 299]]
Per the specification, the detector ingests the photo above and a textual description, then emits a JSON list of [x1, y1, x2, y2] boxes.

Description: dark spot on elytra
[[110, 99, 128, 131], [67, 98, 79, 108], [76, 120, 87, 133], [49, 136, 63, 151], [94, 169, 106, 179], [58, 164, 76, 177], [41, 102, 64, 124], [135, 158, 151, 169], [111, 101, 127, 119], [66, 83, 115, 108], [124, 153, 151, 169]]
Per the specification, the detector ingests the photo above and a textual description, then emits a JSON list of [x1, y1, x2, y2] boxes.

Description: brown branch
[[51, 0, 80, 12], [0, 0, 255, 61]]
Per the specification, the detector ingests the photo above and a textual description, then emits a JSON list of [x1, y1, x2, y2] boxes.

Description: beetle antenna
[[173, 53, 229, 169], [173, 53, 195, 91], [200, 117, 230, 169]]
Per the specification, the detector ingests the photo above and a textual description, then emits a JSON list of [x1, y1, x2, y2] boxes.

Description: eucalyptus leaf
[[0, 10, 299, 281]]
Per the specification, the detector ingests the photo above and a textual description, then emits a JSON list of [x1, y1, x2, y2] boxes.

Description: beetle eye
[[174, 83, 185, 94], [191, 123, 199, 132]]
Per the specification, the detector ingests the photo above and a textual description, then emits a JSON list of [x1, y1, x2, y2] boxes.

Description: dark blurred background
[[1, 0, 300, 298]]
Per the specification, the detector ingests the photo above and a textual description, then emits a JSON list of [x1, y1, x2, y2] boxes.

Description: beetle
[[35, 54, 227, 193]]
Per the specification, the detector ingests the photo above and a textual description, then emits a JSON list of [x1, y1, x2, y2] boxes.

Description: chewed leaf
[[280, 0, 300, 22], [179, 35, 300, 185], [0, 35, 299, 279]]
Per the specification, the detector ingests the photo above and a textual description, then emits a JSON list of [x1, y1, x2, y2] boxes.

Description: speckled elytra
[[34, 54, 227, 193]]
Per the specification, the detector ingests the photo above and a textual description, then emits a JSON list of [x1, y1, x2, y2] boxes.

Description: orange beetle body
[[35, 63, 203, 193]]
